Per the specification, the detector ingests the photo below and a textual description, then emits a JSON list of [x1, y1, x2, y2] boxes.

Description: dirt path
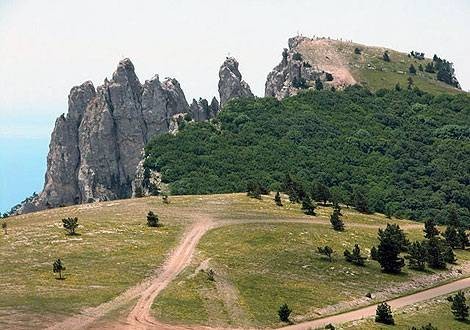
[[280, 277, 470, 330], [125, 216, 213, 329], [47, 212, 465, 330]]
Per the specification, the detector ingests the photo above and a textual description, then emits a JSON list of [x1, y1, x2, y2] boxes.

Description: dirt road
[[125, 216, 213, 329], [48, 212, 468, 330], [280, 277, 470, 330]]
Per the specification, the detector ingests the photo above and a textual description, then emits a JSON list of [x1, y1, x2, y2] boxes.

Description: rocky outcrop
[[18, 59, 189, 213], [218, 57, 253, 107], [16, 55, 256, 214], [265, 36, 333, 100], [21, 82, 96, 212], [189, 97, 220, 121]]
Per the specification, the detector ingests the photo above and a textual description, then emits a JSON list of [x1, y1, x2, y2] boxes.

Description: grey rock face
[[35, 81, 96, 210], [218, 57, 253, 107], [142, 76, 189, 140], [265, 37, 329, 100], [18, 58, 189, 213], [17, 55, 255, 214], [189, 97, 219, 122]]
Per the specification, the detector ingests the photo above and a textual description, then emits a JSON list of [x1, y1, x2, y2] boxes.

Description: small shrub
[[274, 192, 283, 206], [330, 210, 344, 231], [1, 221, 7, 235], [62, 217, 79, 235], [318, 246, 334, 262], [375, 302, 394, 325], [344, 244, 366, 266], [147, 211, 160, 227], [207, 269, 215, 281], [451, 291, 469, 321], [354, 47, 362, 55], [383, 51, 391, 62], [292, 52, 303, 61], [53, 258, 65, 280], [162, 194, 170, 204], [278, 303, 292, 322]]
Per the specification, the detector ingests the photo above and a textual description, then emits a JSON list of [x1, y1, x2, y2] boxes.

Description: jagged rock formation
[[265, 36, 335, 100], [17, 56, 256, 214], [189, 97, 220, 121], [218, 57, 254, 107], [19, 59, 189, 213]]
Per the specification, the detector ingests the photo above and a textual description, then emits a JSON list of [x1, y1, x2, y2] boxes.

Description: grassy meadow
[[0, 196, 190, 328], [152, 194, 470, 328], [344, 289, 470, 329]]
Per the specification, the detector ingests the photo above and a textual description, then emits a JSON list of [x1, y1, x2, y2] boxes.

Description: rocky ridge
[[265, 36, 337, 100], [17, 57, 253, 214]]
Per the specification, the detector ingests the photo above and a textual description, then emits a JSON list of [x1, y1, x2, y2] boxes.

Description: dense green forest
[[144, 87, 470, 225]]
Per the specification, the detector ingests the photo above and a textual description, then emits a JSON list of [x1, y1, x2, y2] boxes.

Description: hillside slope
[[266, 36, 463, 99], [144, 87, 470, 223]]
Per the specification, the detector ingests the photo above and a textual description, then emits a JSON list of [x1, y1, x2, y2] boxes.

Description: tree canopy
[[145, 87, 470, 225]]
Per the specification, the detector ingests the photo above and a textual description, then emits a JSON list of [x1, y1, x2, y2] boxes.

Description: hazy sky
[[1, 0, 469, 211]]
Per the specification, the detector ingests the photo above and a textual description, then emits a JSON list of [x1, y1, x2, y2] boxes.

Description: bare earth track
[[48, 211, 470, 330]]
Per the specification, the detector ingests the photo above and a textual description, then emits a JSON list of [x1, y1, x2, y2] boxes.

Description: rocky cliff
[[18, 56, 252, 214], [218, 57, 254, 106], [265, 36, 336, 100], [20, 59, 189, 213]]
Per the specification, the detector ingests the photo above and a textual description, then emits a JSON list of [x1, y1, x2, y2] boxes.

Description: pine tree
[[333, 202, 342, 216], [418, 64, 424, 72], [312, 182, 331, 205], [457, 228, 469, 250], [425, 237, 447, 269], [383, 51, 391, 62], [278, 303, 292, 322], [318, 246, 334, 262], [301, 196, 316, 215], [370, 246, 379, 261], [423, 219, 439, 239], [395, 82, 402, 91], [282, 174, 305, 203], [53, 258, 65, 280], [448, 206, 460, 227], [376, 224, 406, 273], [425, 62, 435, 73], [147, 211, 160, 227], [451, 291, 469, 321], [246, 181, 262, 199], [1, 221, 7, 235], [62, 217, 79, 235], [405, 241, 427, 271], [375, 302, 394, 325], [344, 244, 366, 266], [274, 191, 283, 207], [353, 189, 369, 213], [409, 64, 417, 74], [444, 226, 459, 249], [330, 210, 345, 231], [443, 245, 457, 264], [207, 269, 215, 281]]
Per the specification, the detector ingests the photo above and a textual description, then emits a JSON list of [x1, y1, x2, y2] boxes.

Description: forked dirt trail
[[125, 216, 213, 329], [48, 211, 470, 330]]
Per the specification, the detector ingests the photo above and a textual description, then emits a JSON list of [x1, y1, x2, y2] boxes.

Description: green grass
[[0, 197, 187, 326], [2, 193, 468, 328], [152, 196, 469, 328], [344, 289, 470, 329], [346, 42, 462, 94]]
